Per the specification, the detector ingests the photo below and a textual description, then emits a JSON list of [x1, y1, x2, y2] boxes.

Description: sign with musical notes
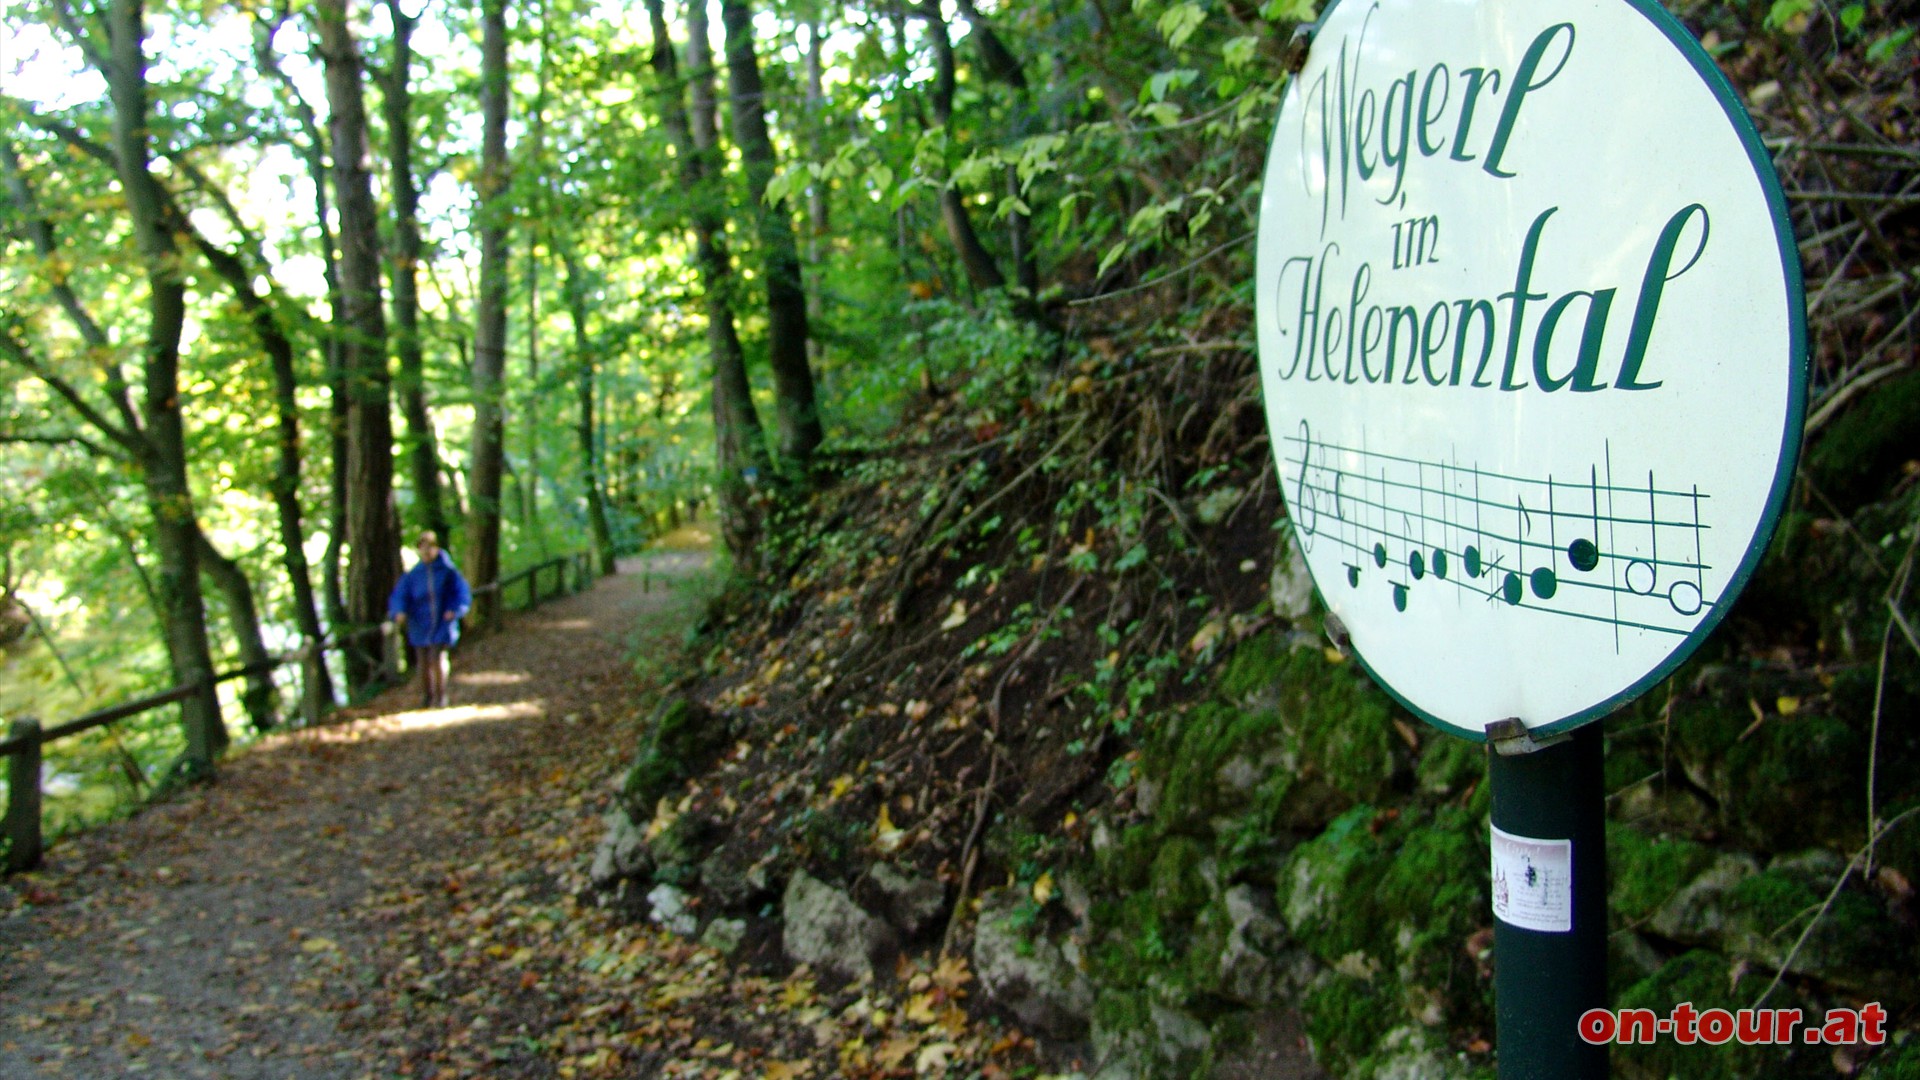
[[1254, 0, 1805, 739]]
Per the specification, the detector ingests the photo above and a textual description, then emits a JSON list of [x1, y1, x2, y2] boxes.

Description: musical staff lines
[[1285, 421, 1714, 645]]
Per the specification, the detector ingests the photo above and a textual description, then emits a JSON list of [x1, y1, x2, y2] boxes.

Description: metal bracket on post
[[1486, 718, 1572, 757], [1282, 20, 1319, 73]]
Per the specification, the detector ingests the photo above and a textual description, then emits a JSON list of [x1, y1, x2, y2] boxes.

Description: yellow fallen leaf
[[1189, 619, 1226, 654], [1776, 695, 1801, 716], [940, 601, 969, 631], [874, 1036, 917, 1069], [1032, 871, 1056, 905], [904, 991, 941, 1025], [915, 1041, 958, 1073], [300, 936, 338, 953], [829, 775, 855, 800], [930, 955, 972, 992], [875, 804, 908, 854]]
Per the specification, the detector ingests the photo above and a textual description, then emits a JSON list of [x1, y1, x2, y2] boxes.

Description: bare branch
[[0, 314, 142, 455], [0, 431, 119, 458]]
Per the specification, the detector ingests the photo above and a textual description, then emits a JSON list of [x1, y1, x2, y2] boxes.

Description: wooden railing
[[1, 550, 596, 874]]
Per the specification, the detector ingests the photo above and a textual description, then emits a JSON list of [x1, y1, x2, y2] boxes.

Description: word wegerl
[[1298, 11, 1578, 231], [1269, 202, 1709, 394]]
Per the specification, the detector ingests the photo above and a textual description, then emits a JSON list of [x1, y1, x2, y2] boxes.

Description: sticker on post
[[1490, 825, 1573, 933]]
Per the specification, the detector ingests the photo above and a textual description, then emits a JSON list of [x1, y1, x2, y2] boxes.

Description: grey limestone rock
[[781, 870, 897, 982], [972, 889, 1094, 1039], [588, 807, 651, 888]]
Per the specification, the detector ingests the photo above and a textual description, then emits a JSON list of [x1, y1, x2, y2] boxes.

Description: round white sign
[[1255, 0, 1804, 739]]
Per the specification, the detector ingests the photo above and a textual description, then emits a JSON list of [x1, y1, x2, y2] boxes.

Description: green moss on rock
[[1609, 828, 1715, 926], [1614, 950, 1825, 1080], [620, 695, 724, 818]]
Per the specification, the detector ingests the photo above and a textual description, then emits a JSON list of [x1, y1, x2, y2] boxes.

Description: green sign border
[[1269, 0, 1809, 743]]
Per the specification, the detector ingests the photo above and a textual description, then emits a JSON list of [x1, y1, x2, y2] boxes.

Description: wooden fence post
[[5, 717, 43, 874], [382, 624, 402, 682], [301, 645, 324, 727]]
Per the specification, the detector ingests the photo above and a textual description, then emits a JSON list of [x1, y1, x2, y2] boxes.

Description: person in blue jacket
[[386, 531, 471, 708]]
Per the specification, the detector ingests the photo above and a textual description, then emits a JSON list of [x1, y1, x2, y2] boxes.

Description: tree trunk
[[722, 0, 822, 469], [316, 0, 401, 695], [560, 249, 616, 576], [192, 531, 277, 732], [105, 0, 225, 768], [381, 0, 449, 542], [468, 0, 511, 625], [253, 20, 351, 639], [920, 7, 1005, 291], [646, 0, 770, 561], [189, 235, 334, 710], [802, 20, 829, 264]]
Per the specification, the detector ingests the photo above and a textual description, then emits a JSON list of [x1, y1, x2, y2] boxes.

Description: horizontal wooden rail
[[3, 551, 596, 873]]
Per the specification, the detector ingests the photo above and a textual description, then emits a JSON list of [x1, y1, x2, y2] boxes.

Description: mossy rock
[[1303, 971, 1396, 1076], [1720, 857, 1914, 1000], [1805, 367, 1920, 513], [1719, 713, 1866, 850], [1416, 736, 1485, 797], [1614, 950, 1826, 1080], [1282, 804, 1492, 1052], [619, 694, 724, 818], [1655, 671, 1877, 851], [1151, 636, 1411, 843], [1150, 835, 1213, 923], [1609, 827, 1716, 926], [1096, 822, 1158, 892], [1862, 1037, 1920, 1079], [1152, 700, 1301, 838]]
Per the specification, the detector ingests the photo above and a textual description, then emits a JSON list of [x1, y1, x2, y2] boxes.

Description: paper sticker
[[1490, 824, 1573, 933]]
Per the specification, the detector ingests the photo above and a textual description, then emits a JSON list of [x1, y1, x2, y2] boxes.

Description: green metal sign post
[[1489, 723, 1608, 1078]]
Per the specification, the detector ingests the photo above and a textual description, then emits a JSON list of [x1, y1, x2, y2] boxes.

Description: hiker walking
[[386, 531, 472, 708]]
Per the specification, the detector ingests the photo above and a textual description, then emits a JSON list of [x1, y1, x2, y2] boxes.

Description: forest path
[[0, 543, 712, 1079]]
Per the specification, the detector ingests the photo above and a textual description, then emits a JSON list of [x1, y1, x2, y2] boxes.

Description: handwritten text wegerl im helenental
[[1269, 11, 1711, 395]]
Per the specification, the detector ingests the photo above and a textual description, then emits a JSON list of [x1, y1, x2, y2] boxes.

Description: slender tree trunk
[[192, 531, 276, 731], [381, 0, 449, 541], [252, 19, 351, 638], [722, 0, 822, 469], [105, 0, 225, 768], [560, 249, 616, 576], [468, 0, 511, 625], [802, 19, 828, 263], [316, 0, 401, 694], [522, 0, 551, 558], [646, 0, 770, 560], [919, 7, 1005, 291], [190, 235, 335, 709]]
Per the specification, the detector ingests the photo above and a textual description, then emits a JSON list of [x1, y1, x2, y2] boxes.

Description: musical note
[[1282, 421, 1718, 648]]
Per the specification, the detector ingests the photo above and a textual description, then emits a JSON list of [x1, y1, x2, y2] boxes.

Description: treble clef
[[1295, 419, 1319, 536]]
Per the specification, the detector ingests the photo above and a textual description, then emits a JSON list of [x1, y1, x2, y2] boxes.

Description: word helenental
[[1269, 204, 1710, 393], [1295, 4, 1577, 233], [1578, 1003, 1888, 1046]]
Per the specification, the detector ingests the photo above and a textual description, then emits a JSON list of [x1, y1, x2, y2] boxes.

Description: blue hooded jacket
[[386, 550, 472, 648]]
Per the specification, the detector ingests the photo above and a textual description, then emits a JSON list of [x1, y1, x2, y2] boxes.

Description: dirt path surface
[[0, 552, 705, 1079]]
